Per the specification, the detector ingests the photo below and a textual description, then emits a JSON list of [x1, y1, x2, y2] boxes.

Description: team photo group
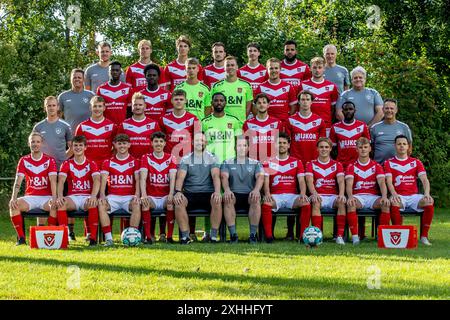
[[8, 36, 435, 247]]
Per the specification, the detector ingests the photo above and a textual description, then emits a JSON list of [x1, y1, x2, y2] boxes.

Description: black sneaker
[[16, 237, 26, 246], [69, 232, 76, 241], [210, 237, 220, 243], [190, 233, 198, 242], [166, 237, 174, 244], [284, 234, 295, 241], [143, 238, 153, 245], [88, 239, 97, 246], [229, 234, 239, 244], [180, 237, 193, 245], [265, 237, 274, 244], [248, 234, 257, 244]]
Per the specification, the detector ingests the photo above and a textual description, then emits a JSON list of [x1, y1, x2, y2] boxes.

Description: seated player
[[262, 132, 311, 243], [98, 134, 141, 247], [384, 135, 435, 246], [56, 135, 100, 246], [221, 136, 264, 244], [173, 132, 222, 244], [140, 132, 177, 244], [9, 132, 58, 245], [345, 137, 390, 245], [305, 137, 349, 245]]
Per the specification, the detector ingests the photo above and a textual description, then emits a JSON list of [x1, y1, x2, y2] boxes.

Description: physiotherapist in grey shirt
[[58, 68, 95, 135], [370, 99, 413, 164], [323, 44, 350, 94], [336, 66, 384, 127]]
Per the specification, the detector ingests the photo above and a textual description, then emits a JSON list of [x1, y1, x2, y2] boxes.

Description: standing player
[[305, 138, 349, 245], [243, 93, 283, 161], [299, 57, 339, 134], [126, 39, 164, 92], [175, 58, 212, 120], [202, 92, 242, 163], [85, 41, 125, 93], [254, 58, 297, 126], [329, 101, 370, 169], [280, 40, 311, 90], [98, 134, 141, 247], [56, 135, 100, 246], [323, 44, 350, 94], [345, 137, 390, 245], [211, 56, 253, 125], [140, 132, 177, 243], [384, 135, 434, 245], [139, 64, 172, 120], [261, 132, 311, 242], [118, 92, 161, 159], [9, 132, 57, 245], [97, 61, 132, 125], [221, 136, 264, 244], [203, 42, 227, 88], [162, 35, 203, 92], [237, 42, 268, 91]]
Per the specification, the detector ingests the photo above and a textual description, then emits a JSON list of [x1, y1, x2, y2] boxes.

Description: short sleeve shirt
[[220, 157, 264, 193], [178, 151, 219, 193], [337, 88, 383, 124]]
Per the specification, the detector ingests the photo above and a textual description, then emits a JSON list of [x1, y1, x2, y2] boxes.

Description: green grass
[[0, 209, 449, 300]]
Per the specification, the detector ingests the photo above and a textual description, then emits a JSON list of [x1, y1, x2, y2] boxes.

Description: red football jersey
[[96, 82, 132, 125], [140, 152, 177, 197], [286, 112, 326, 163], [254, 80, 297, 122], [118, 117, 161, 159], [345, 159, 385, 195], [163, 60, 204, 91], [305, 159, 344, 195], [60, 158, 99, 196], [264, 156, 304, 194], [203, 64, 226, 88], [75, 118, 117, 168], [280, 59, 312, 88], [125, 61, 165, 92], [139, 87, 172, 121], [101, 155, 139, 196], [384, 157, 426, 196], [299, 79, 339, 128], [237, 64, 268, 90], [159, 111, 199, 160], [329, 120, 370, 168], [243, 116, 284, 161], [16, 153, 57, 196]]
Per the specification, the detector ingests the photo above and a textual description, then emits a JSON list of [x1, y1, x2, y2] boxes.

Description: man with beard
[[203, 42, 227, 88], [280, 40, 312, 91]]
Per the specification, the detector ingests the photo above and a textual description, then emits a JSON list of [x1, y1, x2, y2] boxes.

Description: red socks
[[11, 215, 25, 238], [88, 207, 99, 241], [56, 210, 68, 226], [102, 225, 112, 235], [261, 204, 273, 239], [47, 216, 58, 226], [347, 211, 358, 236], [312, 215, 323, 230], [142, 210, 151, 240], [379, 211, 390, 225], [391, 206, 403, 225], [166, 209, 175, 238], [421, 205, 434, 238], [299, 205, 311, 237], [336, 214, 346, 237]]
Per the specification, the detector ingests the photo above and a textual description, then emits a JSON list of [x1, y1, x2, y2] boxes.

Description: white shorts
[[107, 195, 133, 214], [272, 194, 298, 212], [399, 194, 424, 212], [68, 195, 90, 211], [354, 194, 380, 210], [319, 194, 338, 210], [21, 196, 51, 211], [148, 195, 168, 211]]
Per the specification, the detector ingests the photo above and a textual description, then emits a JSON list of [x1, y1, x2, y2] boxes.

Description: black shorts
[[234, 193, 250, 212], [185, 192, 213, 213]]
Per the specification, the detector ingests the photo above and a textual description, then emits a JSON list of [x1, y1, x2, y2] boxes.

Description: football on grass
[[121, 227, 142, 247], [302, 226, 323, 247]]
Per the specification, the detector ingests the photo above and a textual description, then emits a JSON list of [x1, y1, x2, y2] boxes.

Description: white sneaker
[[352, 235, 360, 245], [103, 239, 114, 247], [420, 237, 432, 246], [336, 236, 345, 245]]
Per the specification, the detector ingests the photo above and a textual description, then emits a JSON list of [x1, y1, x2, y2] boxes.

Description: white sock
[[105, 232, 113, 241]]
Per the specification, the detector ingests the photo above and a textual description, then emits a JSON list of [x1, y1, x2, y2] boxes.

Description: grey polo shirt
[[337, 88, 383, 124], [179, 150, 220, 193], [84, 63, 126, 93], [220, 157, 264, 194], [324, 64, 350, 93], [58, 89, 95, 135]]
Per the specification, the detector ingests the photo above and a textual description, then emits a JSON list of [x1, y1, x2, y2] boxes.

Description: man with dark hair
[[237, 42, 268, 91], [96, 61, 132, 125], [203, 42, 227, 88], [140, 63, 172, 121], [280, 40, 312, 90]]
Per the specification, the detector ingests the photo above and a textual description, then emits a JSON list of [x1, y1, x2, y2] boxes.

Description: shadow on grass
[[0, 255, 448, 299]]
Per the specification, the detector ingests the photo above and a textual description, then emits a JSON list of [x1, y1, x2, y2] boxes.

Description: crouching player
[[262, 132, 310, 243], [9, 132, 58, 245], [305, 137, 349, 245], [56, 135, 100, 246], [345, 137, 390, 245], [384, 135, 434, 246], [140, 132, 177, 244], [98, 134, 141, 246]]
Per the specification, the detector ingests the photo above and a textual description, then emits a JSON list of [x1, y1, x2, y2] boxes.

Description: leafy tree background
[[0, 0, 449, 205]]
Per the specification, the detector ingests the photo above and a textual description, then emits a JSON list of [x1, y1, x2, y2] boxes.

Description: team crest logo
[[160, 94, 165, 99], [365, 94, 372, 101], [237, 87, 242, 93], [43, 233, 56, 247], [357, 127, 361, 132], [260, 72, 264, 76], [122, 90, 126, 94], [105, 125, 111, 131], [83, 98, 89, 103], [270, 124, 275, 128], [396, 130, 403, 135], [390, 232, 402, 245], [55, 127, 62, 135], [282, 88, 286, 92], [198, 92, 204, 98], [247, 166, 253, 172], [297, 68, 301, 72], [326, 86, 330, 91], [44, 163, 48, 168], [129, 162, 134, 167], [312, 121, 317, 126], [227, 123, 232, 129], [331, 164, 336, 171], [290, 163, 295, 168], [146, 124, 152, 129]]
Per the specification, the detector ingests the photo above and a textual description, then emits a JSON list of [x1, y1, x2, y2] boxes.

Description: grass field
[[0, 209, 448, 300]]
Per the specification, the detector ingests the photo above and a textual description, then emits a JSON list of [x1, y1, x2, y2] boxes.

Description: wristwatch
[[174, 189, 183, 195]]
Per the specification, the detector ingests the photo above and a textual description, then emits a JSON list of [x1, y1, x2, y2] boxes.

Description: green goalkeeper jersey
[[175, 81, 211, 121], [201, 113, 243, 163]]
